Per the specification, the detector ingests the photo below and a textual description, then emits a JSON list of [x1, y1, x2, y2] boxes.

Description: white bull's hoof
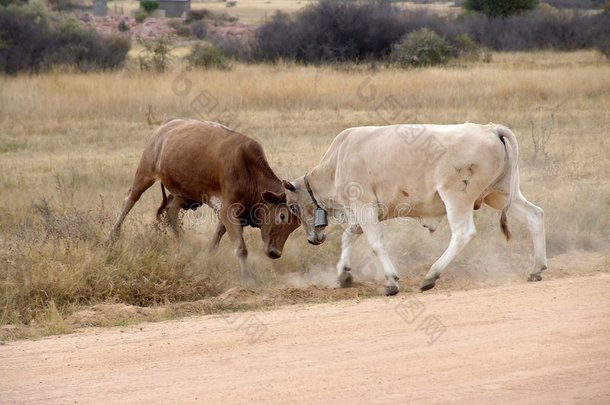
[[419, 276, 438, 292], [527, 273, 543, 282], [384, 285, 399, 296], [338, 270, 353, 288]]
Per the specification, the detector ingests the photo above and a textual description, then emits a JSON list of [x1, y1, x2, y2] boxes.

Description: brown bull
[[108, 118, 299, 277]]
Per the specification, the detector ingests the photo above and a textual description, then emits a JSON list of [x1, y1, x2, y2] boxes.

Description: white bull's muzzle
[[307, 229, 326, 245]]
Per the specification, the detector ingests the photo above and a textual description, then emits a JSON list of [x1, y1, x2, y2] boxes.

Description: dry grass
[[1, 50, 609, 338]]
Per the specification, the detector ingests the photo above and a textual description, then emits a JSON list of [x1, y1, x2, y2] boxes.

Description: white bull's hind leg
[[512, 193, 547, 281], [420, 192, 476, 292], [336, 223, 363, 288], [356, 205, 400, 296], [485, 191, 547, 282]]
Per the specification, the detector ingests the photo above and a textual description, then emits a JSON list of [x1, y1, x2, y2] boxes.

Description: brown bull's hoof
[[527, 273, 543, 282], [338, 270, 353, 288], [385, 285, 399, 296], [419, 277, 438, 292]]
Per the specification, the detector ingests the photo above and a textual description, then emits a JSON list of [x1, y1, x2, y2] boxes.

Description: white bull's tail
[[495, 125, 519, 242]]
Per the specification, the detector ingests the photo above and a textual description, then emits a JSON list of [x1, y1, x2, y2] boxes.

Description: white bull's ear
[[282, 180, 297, 192]]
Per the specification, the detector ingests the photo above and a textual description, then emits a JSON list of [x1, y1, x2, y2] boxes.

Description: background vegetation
[[0, 0, 129, 73], [2, 0, 609, 74]]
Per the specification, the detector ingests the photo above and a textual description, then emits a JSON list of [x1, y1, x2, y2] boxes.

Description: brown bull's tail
[[156, 183, 168, 220], [496, 125, 520, 242]]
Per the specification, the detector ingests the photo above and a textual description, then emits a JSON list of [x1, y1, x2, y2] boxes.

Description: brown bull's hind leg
[[108, 173, 155, 242], [164, 195, 184, 237]]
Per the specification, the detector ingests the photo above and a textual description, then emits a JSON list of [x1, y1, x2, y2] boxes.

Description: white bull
[[283, 123, 547, 295]]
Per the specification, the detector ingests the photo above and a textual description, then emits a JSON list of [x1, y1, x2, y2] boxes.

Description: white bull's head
[[282, 178, 327, 245]]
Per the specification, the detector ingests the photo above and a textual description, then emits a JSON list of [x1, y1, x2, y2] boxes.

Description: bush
[[137, 37, 172, 72], [591, 10, 610, 57], [543, 0, 605, 9], [460, 8, 596, 51], [210, 35, 258, 62], [49, 17, 131, 71], [392, 28, 453, 67], [190, 21, 208, 39], [118, 19, 130, 32], [185, 42, 229, 70], [0, 2, 130, 74], [256, 0, 408, 63], [186, 8, 210, 22], [140, 0, 158, 13], [0, 1, 52, 73], [135, 11, 148, 23], [463, 0, 539, 17], [168, 19, 191, 36]]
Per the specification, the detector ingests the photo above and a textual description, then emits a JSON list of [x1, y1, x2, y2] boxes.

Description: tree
[[462, 0, 539, 17], [139, 0, 159, 13]]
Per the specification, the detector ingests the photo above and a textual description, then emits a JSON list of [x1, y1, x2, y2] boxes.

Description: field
[[0, 50, 609, 340]]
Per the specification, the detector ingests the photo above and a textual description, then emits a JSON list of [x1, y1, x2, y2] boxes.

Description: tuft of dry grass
[[1, 50, 609, 337]]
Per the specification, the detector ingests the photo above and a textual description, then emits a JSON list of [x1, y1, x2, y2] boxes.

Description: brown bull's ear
[[282, 180, 296, 192], [262, 190, 286, 204]]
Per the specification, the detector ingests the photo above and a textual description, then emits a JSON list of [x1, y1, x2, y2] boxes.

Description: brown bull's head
[[258, 190, 300, 259], [282, 179, 327, 246]]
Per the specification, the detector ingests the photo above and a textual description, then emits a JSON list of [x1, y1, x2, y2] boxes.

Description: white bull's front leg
[[336, 223, 363, 288], [355, 205, 400, 296]]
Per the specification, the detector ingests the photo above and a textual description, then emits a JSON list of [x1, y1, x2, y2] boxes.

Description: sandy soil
[[1, 272, 609, 404]]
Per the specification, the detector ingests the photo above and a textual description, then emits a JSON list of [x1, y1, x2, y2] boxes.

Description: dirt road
[[1, 273, 609, 404]]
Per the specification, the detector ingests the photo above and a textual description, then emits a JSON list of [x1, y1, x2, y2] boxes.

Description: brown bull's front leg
[[209, 220, 227, 252], [219, 205, 251, 280]]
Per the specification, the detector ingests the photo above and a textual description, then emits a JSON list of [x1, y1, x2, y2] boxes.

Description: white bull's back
[[327, 123, 507, 219]]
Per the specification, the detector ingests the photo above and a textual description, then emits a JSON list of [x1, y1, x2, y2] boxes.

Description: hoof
[[419, 276, 438, 292], [385, 285, 399, 296], [338, 270, 353, 288], [527, 273, 542, 282]]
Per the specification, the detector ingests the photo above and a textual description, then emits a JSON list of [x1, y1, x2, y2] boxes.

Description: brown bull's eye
[[280, 213, 286, 221]]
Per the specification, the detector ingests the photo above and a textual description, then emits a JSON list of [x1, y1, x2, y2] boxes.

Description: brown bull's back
[[147, 119, 278, 207]]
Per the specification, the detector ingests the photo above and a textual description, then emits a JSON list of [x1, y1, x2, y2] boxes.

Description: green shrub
[[118, 19, 130, 32], [392, 28, 453, 68], [140, 0, 159, 13], [185, 43, 229, 70], [135, 11, 148, 23], [453, 32, 480, 60], [137, 37, 172, 72]]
